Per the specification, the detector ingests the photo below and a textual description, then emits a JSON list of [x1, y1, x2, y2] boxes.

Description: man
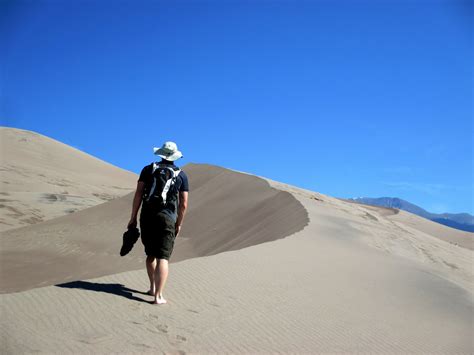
[[127, 141, 189, 305]]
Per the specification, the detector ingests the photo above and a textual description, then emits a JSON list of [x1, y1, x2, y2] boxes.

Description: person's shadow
[[56, 281, 150, 303]]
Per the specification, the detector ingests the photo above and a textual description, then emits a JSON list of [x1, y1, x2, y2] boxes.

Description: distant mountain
[[349, 197, 474, 233]]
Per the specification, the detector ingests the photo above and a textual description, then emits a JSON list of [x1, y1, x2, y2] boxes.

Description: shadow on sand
[[56, 281, 150, 303]]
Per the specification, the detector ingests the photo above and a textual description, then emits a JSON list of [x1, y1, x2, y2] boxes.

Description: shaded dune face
[[0, 164, 309, 293], [176, 164, 309, 259]]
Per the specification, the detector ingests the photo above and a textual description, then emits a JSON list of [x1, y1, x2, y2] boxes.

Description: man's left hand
[[175, 224, 181, 237]]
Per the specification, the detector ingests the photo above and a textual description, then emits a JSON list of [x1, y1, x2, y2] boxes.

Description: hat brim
[[154, 148, 183, 161]]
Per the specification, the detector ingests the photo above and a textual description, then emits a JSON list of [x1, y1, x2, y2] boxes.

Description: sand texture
[[1, 136, 473, 353], [1, 170, 473, 354], [0, 127, 136, 231]]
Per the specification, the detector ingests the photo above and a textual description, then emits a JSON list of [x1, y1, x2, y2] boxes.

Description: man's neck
[[159, 159, 174, 165]]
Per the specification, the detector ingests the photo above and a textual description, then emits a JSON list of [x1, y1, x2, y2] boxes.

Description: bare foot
[[147, 289, 155, 296], [152, 296, 167, 305]]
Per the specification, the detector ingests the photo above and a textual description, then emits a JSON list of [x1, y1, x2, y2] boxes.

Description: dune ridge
[[0, 163, 309, 293], [267, 179, 473, 297]]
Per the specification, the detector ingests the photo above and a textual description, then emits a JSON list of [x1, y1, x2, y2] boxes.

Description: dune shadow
[[55, 281, 149, 303]]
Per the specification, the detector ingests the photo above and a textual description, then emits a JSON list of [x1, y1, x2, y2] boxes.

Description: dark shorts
[[140, 211, 176, 260]]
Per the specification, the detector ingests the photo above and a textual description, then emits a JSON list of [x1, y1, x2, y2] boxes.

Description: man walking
[[128, 141, 189, 305]]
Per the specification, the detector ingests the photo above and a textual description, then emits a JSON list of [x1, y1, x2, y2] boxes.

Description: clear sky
[[1, 0, 472, 214]]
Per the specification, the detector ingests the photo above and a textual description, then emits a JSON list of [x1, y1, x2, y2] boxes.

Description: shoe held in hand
[[120, 227, 140, 256]]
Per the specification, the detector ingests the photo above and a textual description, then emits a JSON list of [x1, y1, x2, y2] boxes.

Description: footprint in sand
[[133, 342, 154, 349], [175, 335, 187, 342], [78, 334, 110, 344], [168, 334, 187, 346], [156, 324, 169, 333]]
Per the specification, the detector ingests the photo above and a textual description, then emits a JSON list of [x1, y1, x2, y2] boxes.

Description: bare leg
[[146, 256, 157, 295], [153, 259, 169, 304]]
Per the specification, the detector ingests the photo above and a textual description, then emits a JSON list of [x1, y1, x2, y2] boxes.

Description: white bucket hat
[[153, 141, 183, 161]]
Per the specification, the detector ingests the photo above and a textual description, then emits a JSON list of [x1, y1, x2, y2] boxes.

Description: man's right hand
[[127, 218, 137, 229]]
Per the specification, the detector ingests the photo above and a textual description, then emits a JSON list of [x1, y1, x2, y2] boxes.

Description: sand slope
[[0, 127, 136, 231], [344, 199, 473, 250], [1, 174, 472, 353], [0, 164, 308, 293], [387, 208, 474, 250]]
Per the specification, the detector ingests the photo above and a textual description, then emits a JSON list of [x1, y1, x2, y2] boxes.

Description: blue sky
[[1, 0, 472, 214]]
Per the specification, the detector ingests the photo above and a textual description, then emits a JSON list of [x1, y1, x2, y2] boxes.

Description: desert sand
[[1, 133, 473, 353], [0, 128, 136, 231]]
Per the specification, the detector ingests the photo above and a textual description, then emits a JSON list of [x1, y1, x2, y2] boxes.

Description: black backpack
[[142, 163, 181, 211]]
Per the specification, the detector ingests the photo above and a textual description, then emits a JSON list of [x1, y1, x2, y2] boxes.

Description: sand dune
[[345, 199, 473, 250], [0, 164, 308, 293], [0, 127, 136, 231], [1, 131, 473, 353], [1, 171, 472, 353]]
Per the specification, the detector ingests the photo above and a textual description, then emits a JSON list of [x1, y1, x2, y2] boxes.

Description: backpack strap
[[146, 163, 158, 202], [161, 168, 181, 204]]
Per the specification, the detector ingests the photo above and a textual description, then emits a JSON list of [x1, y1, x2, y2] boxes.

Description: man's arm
[[175, 191, 188, 237], [127, 181, 145, 229]]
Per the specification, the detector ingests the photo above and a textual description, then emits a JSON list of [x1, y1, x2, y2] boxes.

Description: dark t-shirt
[[138, 161, 189, 221]]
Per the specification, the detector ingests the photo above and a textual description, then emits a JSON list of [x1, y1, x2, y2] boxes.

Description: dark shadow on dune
[[55, 281, 149, 303]]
